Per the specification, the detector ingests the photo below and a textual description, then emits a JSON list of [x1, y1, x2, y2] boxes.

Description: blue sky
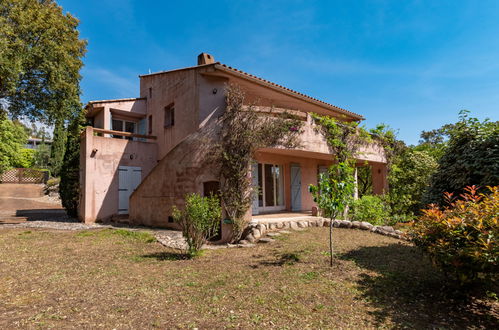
[[58, 0, 499, 144]]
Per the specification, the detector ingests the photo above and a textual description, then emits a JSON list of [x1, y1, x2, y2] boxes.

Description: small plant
[[173, 193, 222, 257], [410, 185, 498, 284], [309, 162, 355, 266], [350, 195, 391, 226]]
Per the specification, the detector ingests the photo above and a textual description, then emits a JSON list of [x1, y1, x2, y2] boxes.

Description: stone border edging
[[242, 218, 407, 243]]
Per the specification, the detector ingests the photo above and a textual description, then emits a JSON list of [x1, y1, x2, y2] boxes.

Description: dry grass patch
[[0, 227, 496, 329]]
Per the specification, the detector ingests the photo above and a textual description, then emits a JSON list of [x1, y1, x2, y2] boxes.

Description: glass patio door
[[257, 163, 285, 212]]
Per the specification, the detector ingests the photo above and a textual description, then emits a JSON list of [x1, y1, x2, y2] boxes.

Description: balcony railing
[[90, 127, 157, 141]]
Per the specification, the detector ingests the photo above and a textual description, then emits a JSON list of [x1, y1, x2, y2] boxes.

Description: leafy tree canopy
[[0, 0, 86, 124], [0, 117, 28, 172], [424, 111, 499, 205]]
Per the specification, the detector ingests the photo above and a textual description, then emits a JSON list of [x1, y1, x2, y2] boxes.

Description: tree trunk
[[329, 216, 333, 266]]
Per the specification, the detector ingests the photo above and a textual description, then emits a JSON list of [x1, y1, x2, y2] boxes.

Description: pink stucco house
[[80, 53, 387, 238]]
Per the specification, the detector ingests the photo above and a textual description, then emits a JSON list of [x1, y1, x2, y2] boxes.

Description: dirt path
[[0, 184, 66, 224]]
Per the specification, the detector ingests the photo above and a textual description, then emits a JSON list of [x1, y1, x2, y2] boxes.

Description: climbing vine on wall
[[311, 113, 373, 164], [215, 84, 304, 242]]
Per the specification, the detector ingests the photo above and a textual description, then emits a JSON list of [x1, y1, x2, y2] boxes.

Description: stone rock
[[308, 220, 316, 227], [339, 220, 352, 228], [283, 222, 291, 229], [297, 221, 307, 228], [388, 232, 400, 239], [276, 222, 285, 229], [380, 226, 395, 233], [323, 219, 331, 227], [333, 220, 341, 228], [256, 224, 266, 235], [238, 243, 256, 248], [351, 221, 360, 229], [359, 221, 373, 230], [239, 239, 249, 245], [394, 230, 403, 235], [269, 223, 277, 230], [316, 218, 324, 227], [280, 230, 291, 234], [371, 226, 379, 232], [245, 234, 256, 243], [267, 232, 281, 237], [258, 237, 274, 244], [252, 229, 261, 240], [289, 222, 299, 230]]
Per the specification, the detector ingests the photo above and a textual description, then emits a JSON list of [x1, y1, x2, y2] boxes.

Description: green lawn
[[0, 227, 496, 328]]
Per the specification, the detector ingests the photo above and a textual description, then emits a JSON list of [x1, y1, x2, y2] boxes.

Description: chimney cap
[[197, 53, 215, 65]]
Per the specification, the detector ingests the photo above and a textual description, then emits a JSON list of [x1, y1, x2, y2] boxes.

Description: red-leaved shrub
[[411, 186, 498, 284]]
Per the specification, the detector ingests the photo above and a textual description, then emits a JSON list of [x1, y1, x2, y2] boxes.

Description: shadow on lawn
[[140, 251, 189, 261], [340, 244, 498, 328]]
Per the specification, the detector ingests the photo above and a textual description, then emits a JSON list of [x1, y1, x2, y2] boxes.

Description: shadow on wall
[[81, 129, 158, 223], [339, 244, 497, 329], [128, 108, 222, 228]]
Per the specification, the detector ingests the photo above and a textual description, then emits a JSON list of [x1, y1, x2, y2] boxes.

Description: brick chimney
[[197, 53, 215, 65]]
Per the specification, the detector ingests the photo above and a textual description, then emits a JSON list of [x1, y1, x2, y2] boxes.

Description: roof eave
[[213, 64, 364, 121]]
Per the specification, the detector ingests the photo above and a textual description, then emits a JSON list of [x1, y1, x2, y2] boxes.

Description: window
[[112, 119, 136, 140], [148, 87, 152, 99], [148, 115, 153, 134], [164, 104, 175, 128]]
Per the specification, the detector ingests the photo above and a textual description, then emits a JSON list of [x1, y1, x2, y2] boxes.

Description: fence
[[0, 168, 49, 184]]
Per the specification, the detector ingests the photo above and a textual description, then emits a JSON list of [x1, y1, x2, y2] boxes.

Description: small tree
[[172, 193, 222, 257], [309, 162, 355, 266]]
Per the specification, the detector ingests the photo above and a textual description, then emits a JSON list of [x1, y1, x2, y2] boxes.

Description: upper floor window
[[112, 119, 136, 140], [149, 87, 153, 99], [148, 115, 153, 134], [164, 103, 175, 128]]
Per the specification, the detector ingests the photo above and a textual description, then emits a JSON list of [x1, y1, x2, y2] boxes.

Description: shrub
[[350, 195, 391, 226], [411, 186, 498, 284], [173, 193, 222, 257], [13, 148, 36, 168], [424, 112, 499, 206], [389, 149, 438, 216]]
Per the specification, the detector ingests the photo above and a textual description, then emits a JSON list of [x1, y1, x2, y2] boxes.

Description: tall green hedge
[[424, 112, 499, 206], [59, 111, 85, 218]]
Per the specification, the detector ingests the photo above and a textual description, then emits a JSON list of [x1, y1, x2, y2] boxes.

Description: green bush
[[350, 195, 391, 226], [411, 186, 498, 284], [13, 148, 36, 168], [0, 118, 27, 173], [173, 193, 222, 257], [46, 177, 60, 188], [389, 149, 438, 216], [424, 112, 499, 206]]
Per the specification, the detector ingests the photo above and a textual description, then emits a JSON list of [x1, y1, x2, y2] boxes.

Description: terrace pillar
[[371, 163, 388, 195]]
